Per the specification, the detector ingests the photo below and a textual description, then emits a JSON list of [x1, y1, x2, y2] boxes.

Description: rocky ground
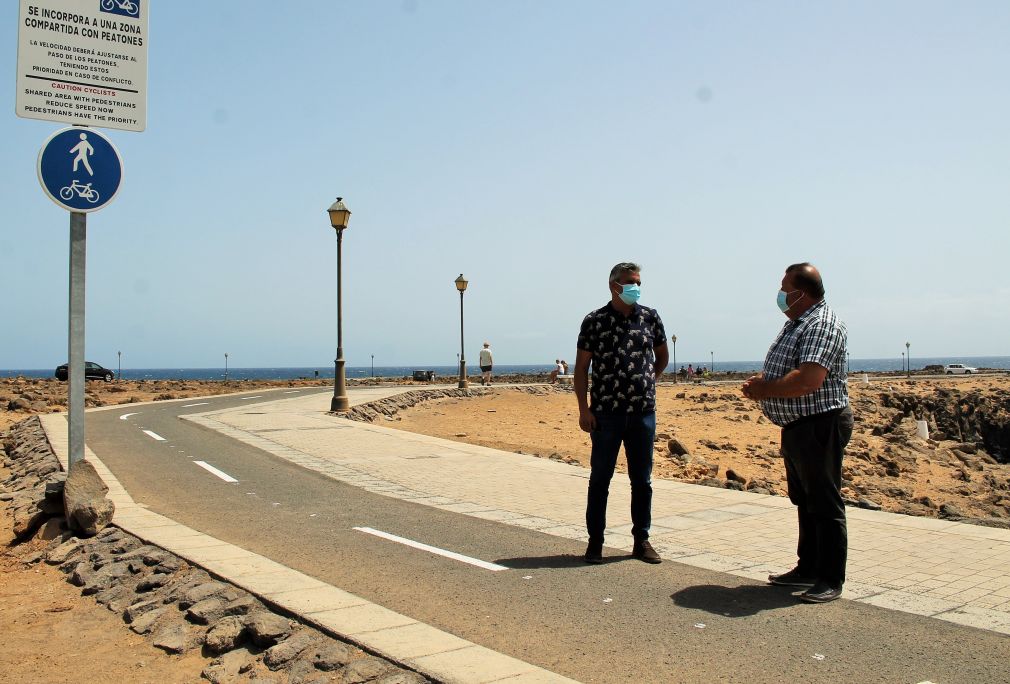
[[386, 375, 1010, 526]]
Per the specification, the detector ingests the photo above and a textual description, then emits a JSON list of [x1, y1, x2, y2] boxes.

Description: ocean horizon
[[3, 357, 1009, 381]]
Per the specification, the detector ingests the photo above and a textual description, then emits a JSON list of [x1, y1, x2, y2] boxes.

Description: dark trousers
[[781, 406, 854, 588], [586, 412, 656, 543]]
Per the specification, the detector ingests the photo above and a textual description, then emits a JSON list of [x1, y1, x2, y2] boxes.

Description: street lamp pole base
[[332, 352, 350, 412], [458, 359, 468, 389]]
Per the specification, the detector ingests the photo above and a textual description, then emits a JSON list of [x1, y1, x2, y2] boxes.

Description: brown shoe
[[632, 540, 662, 564]]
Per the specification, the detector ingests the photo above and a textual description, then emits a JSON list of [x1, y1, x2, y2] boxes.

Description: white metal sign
[[15, 0, 148, 132]]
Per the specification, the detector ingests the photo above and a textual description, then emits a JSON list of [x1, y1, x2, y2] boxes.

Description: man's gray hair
[[609, 262, 641, 282]]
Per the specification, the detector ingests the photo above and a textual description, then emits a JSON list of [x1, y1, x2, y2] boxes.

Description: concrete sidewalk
[[189, 386, 1010, 636]]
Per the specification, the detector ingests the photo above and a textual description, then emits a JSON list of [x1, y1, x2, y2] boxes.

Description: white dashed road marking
[[193, 461, 238, 483], [142, 430, 166, 441], [241, 395, 263, 400], [118, 413, 139, 420], [353, 527, 509, 572], [182, 402, 210, 407]]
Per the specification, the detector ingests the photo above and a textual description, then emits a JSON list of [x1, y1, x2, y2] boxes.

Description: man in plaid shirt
[[742, 263, 853, 604]]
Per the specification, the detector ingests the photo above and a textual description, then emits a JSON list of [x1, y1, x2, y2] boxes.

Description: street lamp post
[[224, 353, 228, 381], [902, 352, 905, 374], [117, 350, 121, 381], [671, 334, 677, 383], [455, 274, 469, 389], [906, 341, 910, 377], [371, 354, 374, 378], [710, 350, 714, 375], [847, 351, 851, 374], [327, 197, 352, 411]]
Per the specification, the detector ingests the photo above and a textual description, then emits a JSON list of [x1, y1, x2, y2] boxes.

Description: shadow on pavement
[[672, 584, 799, 617], [495, 553, 629, 569]]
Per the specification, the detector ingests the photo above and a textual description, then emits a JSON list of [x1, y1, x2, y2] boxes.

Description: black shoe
[[584, 541, 604, 564], [768, 568, 817, 587], [799, 582, 843, 604], [632, 540, 662, 564]]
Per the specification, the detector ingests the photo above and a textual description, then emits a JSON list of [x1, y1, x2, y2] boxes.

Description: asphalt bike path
[[80, 387, 1009, 683]]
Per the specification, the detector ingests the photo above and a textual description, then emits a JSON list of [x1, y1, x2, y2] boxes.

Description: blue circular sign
[[37, 128, 123, 213]]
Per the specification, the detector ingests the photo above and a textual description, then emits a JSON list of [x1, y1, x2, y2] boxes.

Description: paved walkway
[[189, 385, 1010, 636]]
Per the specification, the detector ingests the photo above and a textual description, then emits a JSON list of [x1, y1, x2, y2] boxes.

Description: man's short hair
[[609, 262, 641, 282], [786, 262, 825, 299]]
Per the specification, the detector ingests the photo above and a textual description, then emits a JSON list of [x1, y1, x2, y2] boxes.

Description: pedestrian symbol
[[37, 128, 123, 213], [70, 133, 95, 176]]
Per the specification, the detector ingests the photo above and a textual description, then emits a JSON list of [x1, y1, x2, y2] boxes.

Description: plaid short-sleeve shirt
[[760, 300, 849, 427], [577, 302, 667, 414]]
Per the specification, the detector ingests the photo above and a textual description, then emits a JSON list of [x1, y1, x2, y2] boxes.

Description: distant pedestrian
[[575, 262, 669, 564], [561, 360, 569, 375], [549, 359, 563, 383], [479, 342, 494, 386], [687, 364, 695, 379], [742, 262, 851, 604]]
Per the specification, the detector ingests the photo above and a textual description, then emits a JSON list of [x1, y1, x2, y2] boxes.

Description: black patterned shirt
[[577, 302, 667, 414], [760, 300, 849, 426]]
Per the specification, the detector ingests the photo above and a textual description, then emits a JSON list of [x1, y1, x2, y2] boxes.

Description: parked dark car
[[55, 361, 115, 382]]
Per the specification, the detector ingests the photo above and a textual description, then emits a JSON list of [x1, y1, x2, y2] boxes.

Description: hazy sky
[[3, 1, 1009, 369]]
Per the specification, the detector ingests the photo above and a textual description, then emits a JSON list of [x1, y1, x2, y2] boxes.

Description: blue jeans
[[586, 412, 656, 543]]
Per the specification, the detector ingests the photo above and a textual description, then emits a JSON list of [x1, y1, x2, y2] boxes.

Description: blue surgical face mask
[[617, 282, 641, 306], [777, 289, 800, 313]]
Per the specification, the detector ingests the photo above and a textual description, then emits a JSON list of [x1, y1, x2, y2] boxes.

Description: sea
[[4, 357, 1009, 381]]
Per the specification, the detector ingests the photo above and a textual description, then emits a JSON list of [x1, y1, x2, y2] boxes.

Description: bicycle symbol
[[101, 0, 139, 17], [60, 180, 100, 204]]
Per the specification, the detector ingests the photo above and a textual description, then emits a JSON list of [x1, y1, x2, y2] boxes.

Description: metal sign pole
[[68, 211, 86, 466]]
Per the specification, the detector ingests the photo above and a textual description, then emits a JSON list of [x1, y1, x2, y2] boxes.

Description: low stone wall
[[340, 385, 569, 424], [1, 417, 65, 540], [1, 418, 429, 684]]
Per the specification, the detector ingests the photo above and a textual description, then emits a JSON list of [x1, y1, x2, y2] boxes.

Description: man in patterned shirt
[[742, 263, 852, 603], [575, 262, 669, 564]]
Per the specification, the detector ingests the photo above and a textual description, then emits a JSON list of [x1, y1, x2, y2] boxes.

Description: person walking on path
[[742, 262, 852, 604], [479, 342, 494, 386], [575, 262, 669, 564]]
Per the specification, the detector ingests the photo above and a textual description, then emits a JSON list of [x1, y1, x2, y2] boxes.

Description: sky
[[3, 1, 1009, 369]]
